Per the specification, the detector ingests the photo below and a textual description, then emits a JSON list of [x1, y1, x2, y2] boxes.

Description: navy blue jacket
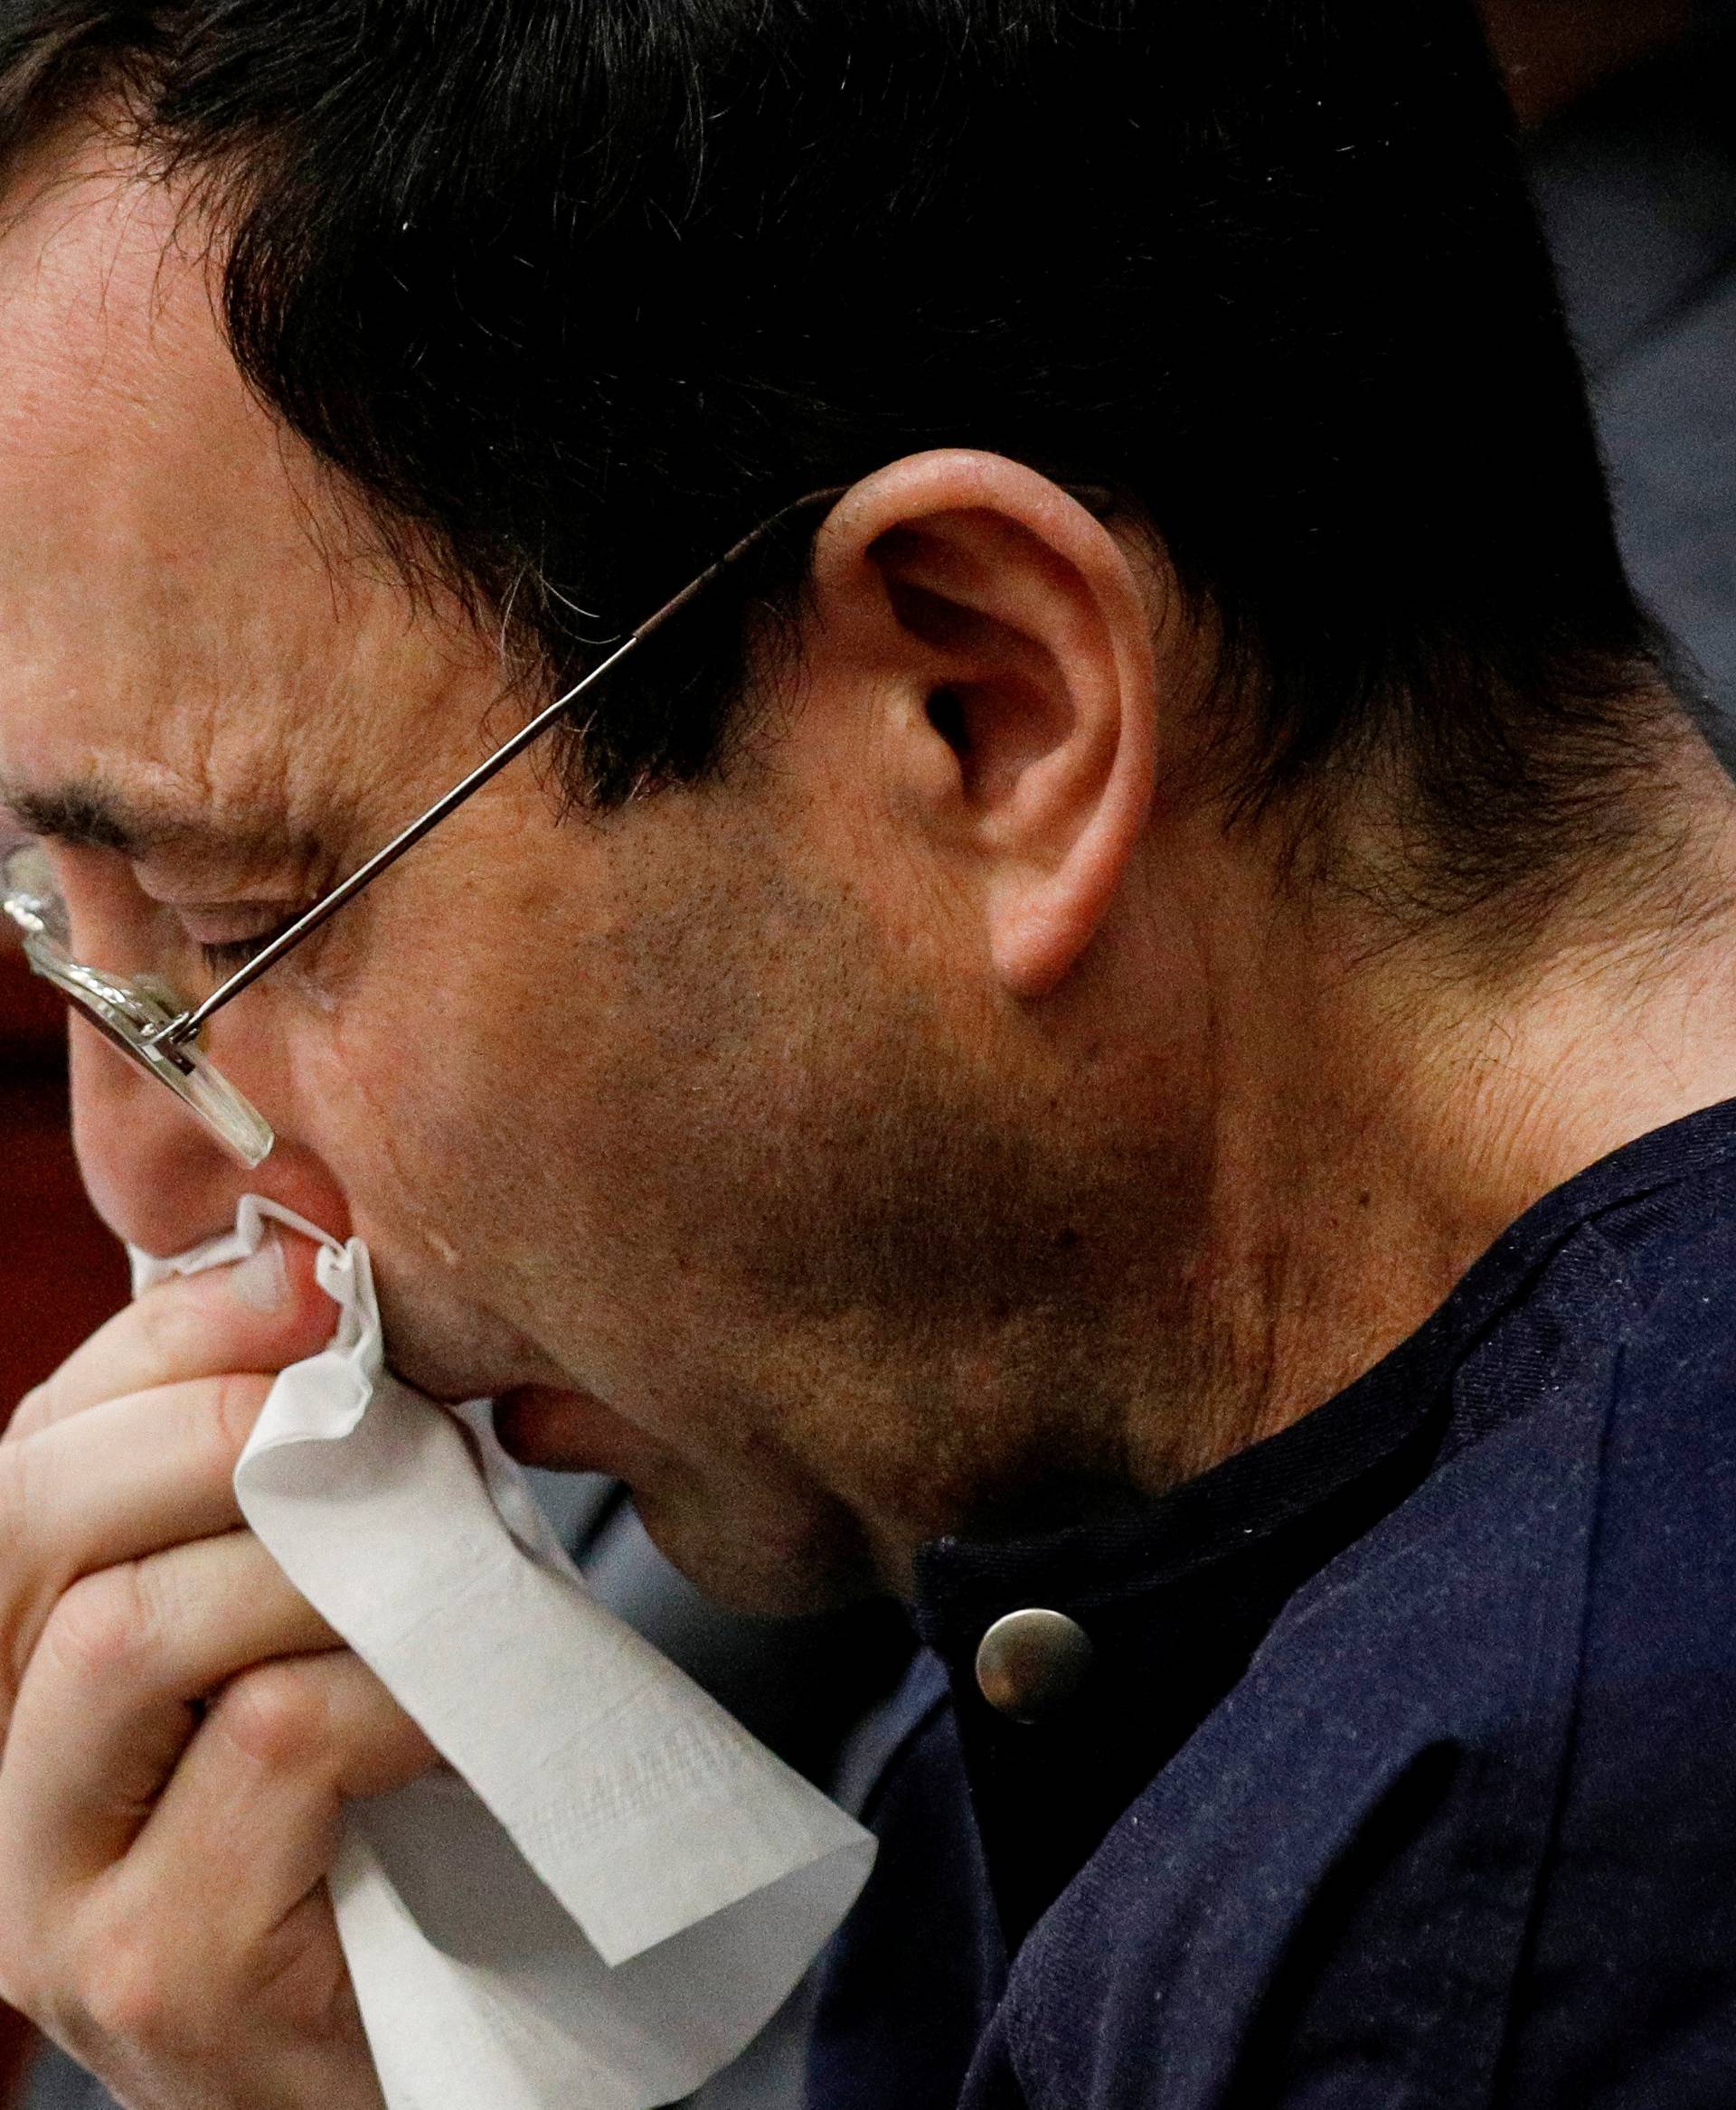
[[812, 1100, 1736, 2108]]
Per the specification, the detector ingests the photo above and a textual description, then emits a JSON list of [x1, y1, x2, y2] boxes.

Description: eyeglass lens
[[1, 843, 276, 1167]]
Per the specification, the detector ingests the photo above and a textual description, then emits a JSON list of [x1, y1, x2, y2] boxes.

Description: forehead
[[0, 128, 487, 851]]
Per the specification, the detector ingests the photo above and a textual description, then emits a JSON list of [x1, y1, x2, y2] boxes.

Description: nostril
[[926, 687, 969, 755]]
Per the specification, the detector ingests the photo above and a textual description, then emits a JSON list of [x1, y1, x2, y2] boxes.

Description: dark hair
[[0, 0, 1685, 905]]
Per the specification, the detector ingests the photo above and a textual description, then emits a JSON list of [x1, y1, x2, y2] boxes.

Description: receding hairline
[[0, 0, 1697, 965]]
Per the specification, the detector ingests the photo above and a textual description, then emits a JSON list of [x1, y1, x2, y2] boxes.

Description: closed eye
[[197, 918, 301, 975]]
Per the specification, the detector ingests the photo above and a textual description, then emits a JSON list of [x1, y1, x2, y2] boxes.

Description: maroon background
[[0, 950, 130, 2102]]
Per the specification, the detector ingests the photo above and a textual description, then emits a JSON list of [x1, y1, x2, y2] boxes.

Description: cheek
[[248, 796, 809, 1374], [278, 940, 606, 1300], [297, 995, 468, 1206]]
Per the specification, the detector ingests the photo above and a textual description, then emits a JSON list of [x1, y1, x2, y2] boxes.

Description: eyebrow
[[0, 777, 316, 874]]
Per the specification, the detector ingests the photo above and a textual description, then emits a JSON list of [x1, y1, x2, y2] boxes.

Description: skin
[[6, 124, 1736, 2104], [1477, 0, 1693, 124]]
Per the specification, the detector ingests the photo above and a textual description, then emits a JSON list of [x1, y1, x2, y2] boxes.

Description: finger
[[119, 1653, 439, 1949], [0, 1532, 342, 1888], [0, 1376, 269, 1698], [7, 1228, 335, 1445]]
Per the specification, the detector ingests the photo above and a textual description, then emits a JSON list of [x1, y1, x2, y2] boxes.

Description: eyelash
[[197, 919, 301, 974]]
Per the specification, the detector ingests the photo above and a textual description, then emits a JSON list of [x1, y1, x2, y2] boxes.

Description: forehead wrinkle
[[0, 142, 514, 887], [0, 175, 511, 962]]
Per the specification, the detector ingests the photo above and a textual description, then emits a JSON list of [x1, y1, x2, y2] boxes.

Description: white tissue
[[130, 1196, 873, 2110]]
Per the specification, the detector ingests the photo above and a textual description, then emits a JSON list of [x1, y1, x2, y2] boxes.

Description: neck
[[780, 718, 1736, 1590], [1111, 725, 1736, 1493]]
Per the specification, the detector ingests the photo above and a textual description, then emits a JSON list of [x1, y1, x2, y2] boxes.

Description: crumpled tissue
[[130, 1194, 874, 2110]]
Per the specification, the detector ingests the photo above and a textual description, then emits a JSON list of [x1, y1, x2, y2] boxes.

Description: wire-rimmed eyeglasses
[[2, 486, 845, 1168]]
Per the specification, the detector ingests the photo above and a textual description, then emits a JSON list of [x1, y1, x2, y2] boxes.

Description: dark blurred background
[[4, 0, 1735, 2099]]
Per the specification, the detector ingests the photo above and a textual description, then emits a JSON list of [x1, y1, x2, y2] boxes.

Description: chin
[[491, 1382, 659, 1481], [495, 1392, 890, 1614], [627, 1482, 886, 1617]]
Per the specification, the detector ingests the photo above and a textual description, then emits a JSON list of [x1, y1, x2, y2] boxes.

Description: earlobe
[[809, 450, 1160, 1002]]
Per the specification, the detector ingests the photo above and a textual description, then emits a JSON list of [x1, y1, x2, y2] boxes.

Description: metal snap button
[[974, 1607, 1094, 1722]]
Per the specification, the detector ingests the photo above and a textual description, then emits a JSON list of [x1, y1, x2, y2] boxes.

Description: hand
[[0, 1230, 439, 2110]]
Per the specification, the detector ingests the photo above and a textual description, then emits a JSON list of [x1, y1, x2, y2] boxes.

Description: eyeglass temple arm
[[155, 485, 849, 1050]]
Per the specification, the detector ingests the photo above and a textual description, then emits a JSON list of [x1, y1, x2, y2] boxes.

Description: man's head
[[0, 2, 1709, 1608]]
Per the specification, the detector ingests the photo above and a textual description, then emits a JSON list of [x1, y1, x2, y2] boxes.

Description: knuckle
[[215, 1660, 332, 1770], [5, 1377, 54, 1445], [0, 1435, 32, 1550], [42, 1564, 157, 1686], [75, 1920, 192, 2057], [0, 1449, 59, 1700], [206, 1371, 272, 1463], [130, 1287, 202, 1380]]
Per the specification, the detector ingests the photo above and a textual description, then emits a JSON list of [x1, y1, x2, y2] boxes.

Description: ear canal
[[926, 688, 969, 757]]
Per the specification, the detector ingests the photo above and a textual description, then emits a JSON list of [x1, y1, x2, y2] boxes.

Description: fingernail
[[230, 1229, 290, 1312]]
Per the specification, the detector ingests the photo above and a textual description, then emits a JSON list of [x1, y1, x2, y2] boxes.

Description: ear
[[803, 449, 1162, 999]]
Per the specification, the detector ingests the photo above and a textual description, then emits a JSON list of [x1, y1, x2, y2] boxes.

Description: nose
[[68, 1019, 352, 1258]]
